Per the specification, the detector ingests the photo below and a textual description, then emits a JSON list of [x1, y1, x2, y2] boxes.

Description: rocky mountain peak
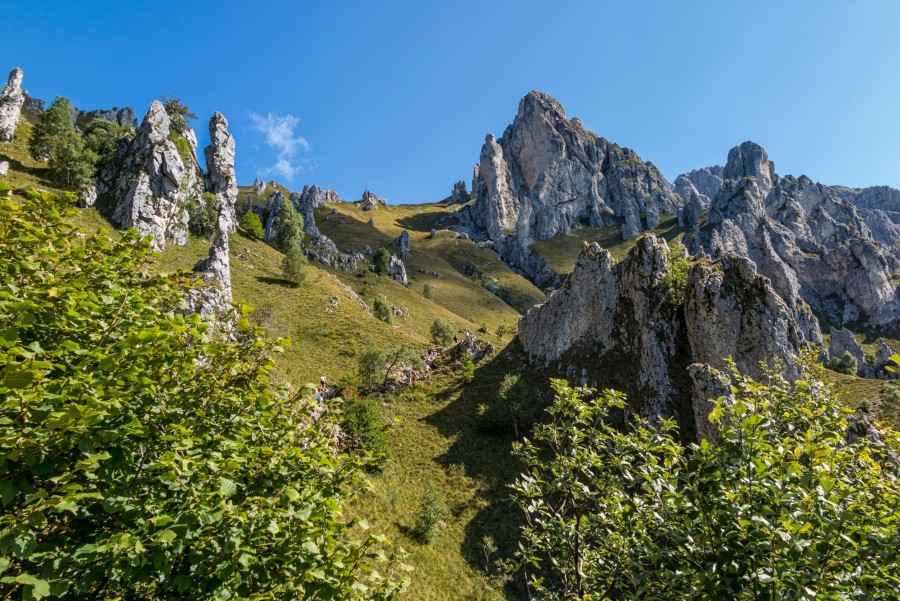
[[204, 111, 237, 235], [723, 141, 776, 193], [0, 67, 25, 142]]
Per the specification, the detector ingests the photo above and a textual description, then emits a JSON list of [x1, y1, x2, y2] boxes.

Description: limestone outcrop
[[388, 255, 408, 286], [203, 112, 237, 235], [674, 166, 723, 226], [252, 178, 267, 196], [518, 235, 810, 438], [390, 230, 411, 259], [188, 208, 233, 316], [455, 91, 682, 287], [74, 107, 138, 131], [361, 189, 387, 210], [684, 142, 899, 330], [448, 180, 470, 204], [0, 68, 25, 142], [832, 185, 900, 258], [111, 100, 205, 250]]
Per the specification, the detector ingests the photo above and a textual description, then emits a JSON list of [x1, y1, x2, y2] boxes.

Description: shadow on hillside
[[396, 209, 455, 233], [424, 340, 543, 600], [255, 276, 299, 288], [0, 153, 54, 187]]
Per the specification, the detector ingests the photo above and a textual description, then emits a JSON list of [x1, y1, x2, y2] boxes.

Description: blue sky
[[3, 0, 900, 202]]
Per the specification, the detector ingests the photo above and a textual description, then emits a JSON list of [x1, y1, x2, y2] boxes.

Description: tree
[[271, 198, 305, 252], [828, 350, 858, 376], [430, 318, 454, 347], [357, 344, 424, 390], [0, 193, 407, 599], [372, 247, 391, 275], [340, 395, 391, 471], [160, 95, 197, 133], [282, 244, 309, 286], [373, 295, 392, 324], [82, 119, 128, 168], [512, 364, 900, 600], [187, 192, 219, 238], [29, 96, 74, 162], [239, 210, 265, 240], [423, 283, 434, 300], [48, 131, 96, 191]]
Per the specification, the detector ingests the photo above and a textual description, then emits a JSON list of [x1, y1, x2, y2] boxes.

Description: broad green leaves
[[513, 367, 900, 599], [0, 195, 407, 599]]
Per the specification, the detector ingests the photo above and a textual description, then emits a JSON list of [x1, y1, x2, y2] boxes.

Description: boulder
[[0, 160, 7, 176], [0, 68, 25, 142], [390, 229, 411, 259], [388, 254, 408, 286]]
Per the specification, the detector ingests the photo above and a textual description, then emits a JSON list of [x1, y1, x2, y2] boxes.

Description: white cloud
[[248, 111, 311, 182]]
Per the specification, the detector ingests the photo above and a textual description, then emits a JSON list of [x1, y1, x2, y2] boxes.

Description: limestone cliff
[[111, 101, 205, 250], [518, 236, 811, 439], [0, 68, 25, 143], [455, 91, 682, 287]]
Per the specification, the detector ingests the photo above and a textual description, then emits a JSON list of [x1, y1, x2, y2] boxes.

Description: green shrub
[[828, 351, 858, 376], [659, 242, 691, 301], [357, 344, 424, 391], [340, 396, 390, 471], [281, 244, 308, 286], [430, 317, 454, 347], [478, 373, 531, 435], [271, 198, 304, 252], [373, 295, 392, 324], [495, 323, 512, 340], [413, 488, 448, 544], [423, 283, 434, 300], [239, 210, 265, 240], [169, 131, 193, 166], [0, 194, 406, 599], [373, 247, 391, 275], [512, 363, 900, 599], [187, 191, 219, 238], [459, 353, 475, 383]]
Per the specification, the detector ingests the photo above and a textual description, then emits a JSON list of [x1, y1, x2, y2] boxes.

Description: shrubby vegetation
[[828, 350, 859, 376], [412, 488, 447, 544], [281, 244, 309, 286], [372, 247, 391, 275], [430, 317, 454, 347], [477, 373, 531, 435], [357, 344, 424, 391], [239, 210, 265, 240], [187, 191, 219, 238], [0, 194, 406, 599], [339, 395, 391, 472], [270, 197, 304, 252], [28, 97, 96, 191], [372, 295, 392, 324], [512, 362, 900, 600]]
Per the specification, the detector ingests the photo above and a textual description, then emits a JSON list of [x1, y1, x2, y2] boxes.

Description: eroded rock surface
[[0, 68, 25, 142], [391, 230, 411, 259], [519, 236, 811, 438], [111, 101, 205, 250], [455, 91, 682, 287], [389, 255, 408, 286]]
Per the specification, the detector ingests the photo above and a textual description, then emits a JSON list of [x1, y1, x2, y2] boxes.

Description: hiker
[[453, 334, 459, 344], [320, 374, 327, 390]]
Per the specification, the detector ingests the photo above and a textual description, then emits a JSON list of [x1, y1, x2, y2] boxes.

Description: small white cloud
[[248, 111, 310, 182]]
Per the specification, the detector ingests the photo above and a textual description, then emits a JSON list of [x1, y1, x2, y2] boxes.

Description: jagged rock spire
[[0, 68, 25, 142]]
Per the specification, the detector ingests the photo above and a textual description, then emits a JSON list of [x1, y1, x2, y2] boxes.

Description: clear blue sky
[[3, 0, 899, 202]]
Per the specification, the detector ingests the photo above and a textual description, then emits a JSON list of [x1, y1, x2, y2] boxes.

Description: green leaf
[[1, 574, 51, 599], [218, 478, 238, 499]]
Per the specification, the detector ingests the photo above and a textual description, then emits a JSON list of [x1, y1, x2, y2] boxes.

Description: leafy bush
[[357, 344, 424, 390], [161, 96, 197, 133], [423, 283, 434, 300], [0, 194, 406, 599], [340, 396, 390, 471], [187, 192, 219, 238], [372, 247, 391, 275], [239, 210, 265, 240], [459, 353, 475, 383], [169, 131, 193, 166], [478, 373, 531, 435], [512, 364, 900, 599], [430, 318, 454, 347], [659, 242, 691, 301], [828, 350, 858, 376], [413, 488, 448, 544], [271, 198, 304, 252], [28, 96, 96, 192], [28, 96, 74, 162], [281, 244, 309, 286], [373, 295, 392, 324], [495, 323, 512, 339]]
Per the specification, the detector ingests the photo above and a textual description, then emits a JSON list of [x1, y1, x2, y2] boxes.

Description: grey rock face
[[253, 178, 267, 196], [875, 340, 899, 379], [259, 191, 284, 243], [674, 165, 723, 226], [111, 100, 205, 250], [388, 254, 408, 286], [0, 161, 7, 176], [456, 91, 682, 287], [361, 189, 387, 210], [74, 107, 138, 131], [832, 185, 900, 258], [828, 327, 868, 377], [188, 206, 233, 316], [0, 68, 25, 142], [519, 235, 810, 437], [22, 94, 44, 116], [390, 229, 411, 259], [449, 180, 470, 203], [203, 112, 238, 235], [685, 142, 899, 330]]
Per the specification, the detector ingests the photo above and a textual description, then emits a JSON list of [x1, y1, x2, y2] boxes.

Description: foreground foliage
[[513, 364, 900, 600], [0, 195, 406, 599]]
